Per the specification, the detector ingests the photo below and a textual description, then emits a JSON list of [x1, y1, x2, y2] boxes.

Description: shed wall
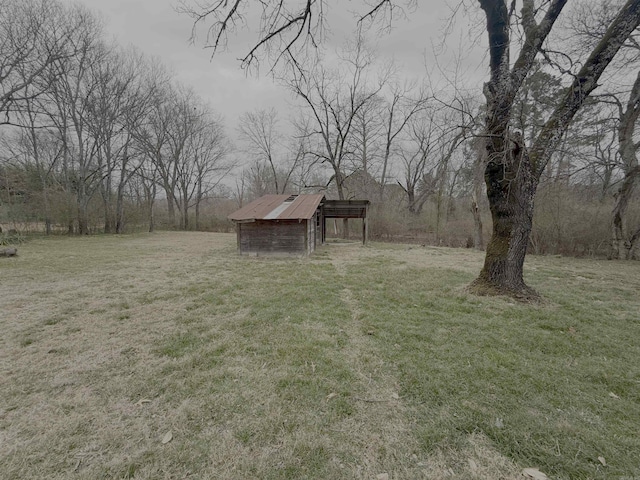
[[307, 213, 315, 252], [238, 220, 309, 255]]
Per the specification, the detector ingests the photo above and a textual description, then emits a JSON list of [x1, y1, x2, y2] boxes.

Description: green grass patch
[[1, 232, 639, 479]]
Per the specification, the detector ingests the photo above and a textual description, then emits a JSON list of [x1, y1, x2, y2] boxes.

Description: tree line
[[0, 0, 230, 235]]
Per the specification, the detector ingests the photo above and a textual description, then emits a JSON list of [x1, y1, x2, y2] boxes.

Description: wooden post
[[363, 203, 369, 245], [304, 218, 309, 255]]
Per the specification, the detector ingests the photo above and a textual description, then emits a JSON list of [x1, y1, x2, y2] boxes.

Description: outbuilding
[[228, 194, 325, 256], [228, 194, 370, 256]]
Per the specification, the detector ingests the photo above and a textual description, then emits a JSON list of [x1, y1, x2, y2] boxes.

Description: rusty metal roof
[[228, 194, 325, 222]]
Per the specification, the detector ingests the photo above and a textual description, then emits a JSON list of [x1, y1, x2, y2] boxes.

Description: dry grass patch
[[1, 232, 639, 479]]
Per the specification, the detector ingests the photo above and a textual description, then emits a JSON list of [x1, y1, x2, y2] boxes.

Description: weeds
[[0, 230, 26, 246]]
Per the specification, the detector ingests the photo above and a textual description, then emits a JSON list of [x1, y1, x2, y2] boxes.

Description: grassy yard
[[1, 232, 639, 479]]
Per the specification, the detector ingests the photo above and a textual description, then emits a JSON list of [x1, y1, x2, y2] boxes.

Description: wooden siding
[[238, 220, 310, 256], [307, 213, 315, 252]]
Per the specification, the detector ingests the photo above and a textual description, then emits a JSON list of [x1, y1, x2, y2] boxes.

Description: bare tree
[[0, 0, 90, 233], [377, 81, 428, 201], [134, 158, 159, 233], [397, 101, 470, 221], [610, 70, 640, 259], [141, 88, 230, 231], [239, 108, 281, 193], [87, 46, 152, 233], [397, 110, 438, 215], [469, 0, 640, 298], [569, 0, 640, 259], [8, 97, 64, 235], [48, 7, 106, 234], [136, 82, 180, 228], [168, 89, 201, 230], [0, 0, 78, 125], [349, 93, 383, 194], [187, 109, 231, 230], [288, 37, 388, 200], [238, 108, 302, 194]]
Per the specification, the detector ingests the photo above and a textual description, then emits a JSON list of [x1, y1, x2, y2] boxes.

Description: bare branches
[[178, 1, 424, 71], [0, 0, 86, 124], [531, 0, 640, 175], [178, 0, 326, 71]]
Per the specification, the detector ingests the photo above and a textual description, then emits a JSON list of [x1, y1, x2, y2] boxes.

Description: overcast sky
[[69, 0, 488, 140]]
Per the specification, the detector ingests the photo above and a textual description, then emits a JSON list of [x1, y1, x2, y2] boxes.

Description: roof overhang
[[228, 194, 326, 222]]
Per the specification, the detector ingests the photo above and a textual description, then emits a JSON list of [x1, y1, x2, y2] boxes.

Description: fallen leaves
[[609, 392, 620, 399], [522, 467, 549, 479], [598, 456, 607, 466], [161, 431, 173, 444]]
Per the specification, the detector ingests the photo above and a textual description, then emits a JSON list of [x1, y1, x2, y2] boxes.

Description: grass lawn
[[1, 232, 639, 479]]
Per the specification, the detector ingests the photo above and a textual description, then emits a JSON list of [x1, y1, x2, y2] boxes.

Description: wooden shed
[[228, 194, 325, 256]]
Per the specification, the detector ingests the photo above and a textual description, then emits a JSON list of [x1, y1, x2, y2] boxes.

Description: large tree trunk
[[183, 201, 189, 230], [144, 181, 156, 233], [101, 172, 114, 234], [335, 170, 349, 239], [629, 226, 640, 259], [610, 70, 640, 259], [42, 179, 52, 236], [471, 0, 640, 299], [115, 152, 130, 235], [471, 148, 485, 250], [103, 202, 114, 233], [77, 184, 90, 235], [164, 184, 176, 228], [470, 196, 484, 251], [195, 182, 202, 231], [115, 182, 126, 234], [610, 166, 640, 259], [471, 134, 539, 298], [406, 188, 417, 214]]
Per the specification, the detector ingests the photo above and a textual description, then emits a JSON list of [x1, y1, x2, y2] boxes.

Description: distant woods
[[0, 0, 231, 235], [2, 0, 639, 262]]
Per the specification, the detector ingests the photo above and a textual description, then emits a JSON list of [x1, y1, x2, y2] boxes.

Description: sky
[[69, 0, 488, 141]]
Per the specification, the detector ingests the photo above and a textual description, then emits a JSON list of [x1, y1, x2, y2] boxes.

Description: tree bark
[[164, 183, 176, 228], [471, 145, 485, 250], [610, 166, 640, 259], [115, 182, 126, 234], [182, 198, 189, 230], [610, 71, 640, 259], [472, 134, 539, 297], [628, 225, 640, 259], [143, 181, 156, 233], [471, 197, 484, 251], [77, 183, 90, 235], [471, 0, 640, 298]]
